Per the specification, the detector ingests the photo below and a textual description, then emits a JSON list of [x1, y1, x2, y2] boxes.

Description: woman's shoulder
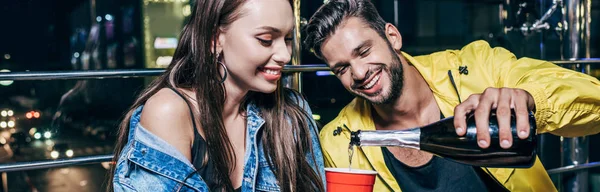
[[283, 88, 311, 110], [283, 88, 305, 102], [142, 88, 195, 123], [138, 88, 197, 160]]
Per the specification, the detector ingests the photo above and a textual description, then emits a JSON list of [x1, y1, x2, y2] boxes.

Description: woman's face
[[218, 0, 294, 94]]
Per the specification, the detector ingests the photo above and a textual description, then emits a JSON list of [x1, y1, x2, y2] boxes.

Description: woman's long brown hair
[[107, 0, 324, 191]]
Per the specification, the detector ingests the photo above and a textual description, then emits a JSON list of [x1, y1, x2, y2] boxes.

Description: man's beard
[[353, 47, 404, 105], [373, 50, 403, 105]]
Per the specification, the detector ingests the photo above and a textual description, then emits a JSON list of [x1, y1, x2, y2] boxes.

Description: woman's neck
[[222, 81, 248, 120]]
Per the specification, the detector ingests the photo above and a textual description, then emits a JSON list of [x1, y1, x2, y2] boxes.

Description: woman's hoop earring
[[218, 61, 228, 84], [217, 53, 228, 84]]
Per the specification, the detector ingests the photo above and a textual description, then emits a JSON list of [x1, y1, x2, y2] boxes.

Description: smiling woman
[[109, 0, 326, 191]]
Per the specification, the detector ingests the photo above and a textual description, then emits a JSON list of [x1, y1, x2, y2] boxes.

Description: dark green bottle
[[350, 110, 537, 168]]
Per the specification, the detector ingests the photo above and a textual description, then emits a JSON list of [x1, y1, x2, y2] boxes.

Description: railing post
[[562, 136, 589, 191], [1, 172, 6, 192], [282, 0, 303, 92], [561, 0, 591, 191]]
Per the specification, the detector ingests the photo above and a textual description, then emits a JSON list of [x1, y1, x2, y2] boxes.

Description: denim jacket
[[113, 93, 326, 191]]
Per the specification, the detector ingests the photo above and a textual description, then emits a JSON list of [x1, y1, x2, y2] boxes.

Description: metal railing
[[1, 154, 596, 174], [0, 69, 164, 81], [547, 161, 600, 175], [0, 60, 598, 174], [0, 155, 112, 172], [0, 64, 331, 81], [551, 59, 600, 64], [0, 60, 598, 81]]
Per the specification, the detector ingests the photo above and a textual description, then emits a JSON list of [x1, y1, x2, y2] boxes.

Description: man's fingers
[[497, 88, 513, 149], [475, 89, 497, 149], [454, 95, 480, 136], [514, 90, 531, 139]]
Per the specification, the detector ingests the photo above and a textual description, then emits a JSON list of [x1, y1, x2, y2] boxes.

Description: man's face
[[320, 17, 403, 105]]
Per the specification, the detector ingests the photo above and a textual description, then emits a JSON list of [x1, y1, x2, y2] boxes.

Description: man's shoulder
[[459, 40, 494, 51], [411, 40, 506, 69], [416, 40, 493, 57], [321, 119, 343, 137], [320, 112, 347, 140], [319, 118, 351, 151]]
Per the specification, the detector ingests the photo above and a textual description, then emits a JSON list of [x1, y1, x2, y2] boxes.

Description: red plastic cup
[[325, 168, 378, 192]]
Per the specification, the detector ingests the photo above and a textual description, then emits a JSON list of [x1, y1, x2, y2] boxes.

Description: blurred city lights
[[51, 151, 59, 159], [0, 69, 13, 86], [44, 131, 52, 139], [66, 149, 74, 157], [105, 14, 113, 21]]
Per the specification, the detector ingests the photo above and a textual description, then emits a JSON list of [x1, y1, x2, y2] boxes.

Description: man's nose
[[350, 64, 369, 81]]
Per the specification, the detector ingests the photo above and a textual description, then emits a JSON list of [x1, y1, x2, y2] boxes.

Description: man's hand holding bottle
[[453, 87, 536, 149]]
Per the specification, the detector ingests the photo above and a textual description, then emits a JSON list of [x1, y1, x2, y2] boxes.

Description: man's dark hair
[[303, 0, 388, 59]]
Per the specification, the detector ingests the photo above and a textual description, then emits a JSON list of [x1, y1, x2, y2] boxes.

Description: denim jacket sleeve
[[287, 89, 327, 189], [113, 141, 210, 192], [113, 117, 210, 192]]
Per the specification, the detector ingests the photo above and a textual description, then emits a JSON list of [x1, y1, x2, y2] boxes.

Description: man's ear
[[384, 23, 403, 52]]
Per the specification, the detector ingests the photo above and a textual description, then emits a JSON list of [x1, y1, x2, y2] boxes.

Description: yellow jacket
[[319, 40, 600, 191]]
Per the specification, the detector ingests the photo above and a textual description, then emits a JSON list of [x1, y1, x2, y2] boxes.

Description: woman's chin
[[253, 83, 278, 94]]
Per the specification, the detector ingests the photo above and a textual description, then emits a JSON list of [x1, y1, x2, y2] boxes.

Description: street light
[[66, 149, 74, 157], [51, 151, 59, 159], [34, 132, 42, 139], [44, 131, 52, 139], [0, 69, 13, 86]]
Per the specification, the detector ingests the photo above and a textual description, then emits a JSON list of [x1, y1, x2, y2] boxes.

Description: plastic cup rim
[[325, 168, 378, 175]]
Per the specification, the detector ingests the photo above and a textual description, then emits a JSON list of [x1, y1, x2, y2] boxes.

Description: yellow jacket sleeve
[[464, 41, 600, 137]]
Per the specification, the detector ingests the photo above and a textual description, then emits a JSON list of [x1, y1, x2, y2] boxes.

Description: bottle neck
[[351, 129, 421, 150]]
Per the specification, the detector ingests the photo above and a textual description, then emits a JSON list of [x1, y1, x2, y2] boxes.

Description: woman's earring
[[216, 52, 228, 84]]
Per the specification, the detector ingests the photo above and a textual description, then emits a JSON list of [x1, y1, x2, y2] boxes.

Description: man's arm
[[463, 41, 600, 137]]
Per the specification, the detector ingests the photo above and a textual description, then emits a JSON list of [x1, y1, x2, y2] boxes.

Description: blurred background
[[0, 0, 598, 191]]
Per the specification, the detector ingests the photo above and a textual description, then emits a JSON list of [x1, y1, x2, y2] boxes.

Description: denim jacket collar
[[241, 102, 267, 191]]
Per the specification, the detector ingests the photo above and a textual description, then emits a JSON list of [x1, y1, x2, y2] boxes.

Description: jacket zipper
[[447, 70, 462, 103]]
